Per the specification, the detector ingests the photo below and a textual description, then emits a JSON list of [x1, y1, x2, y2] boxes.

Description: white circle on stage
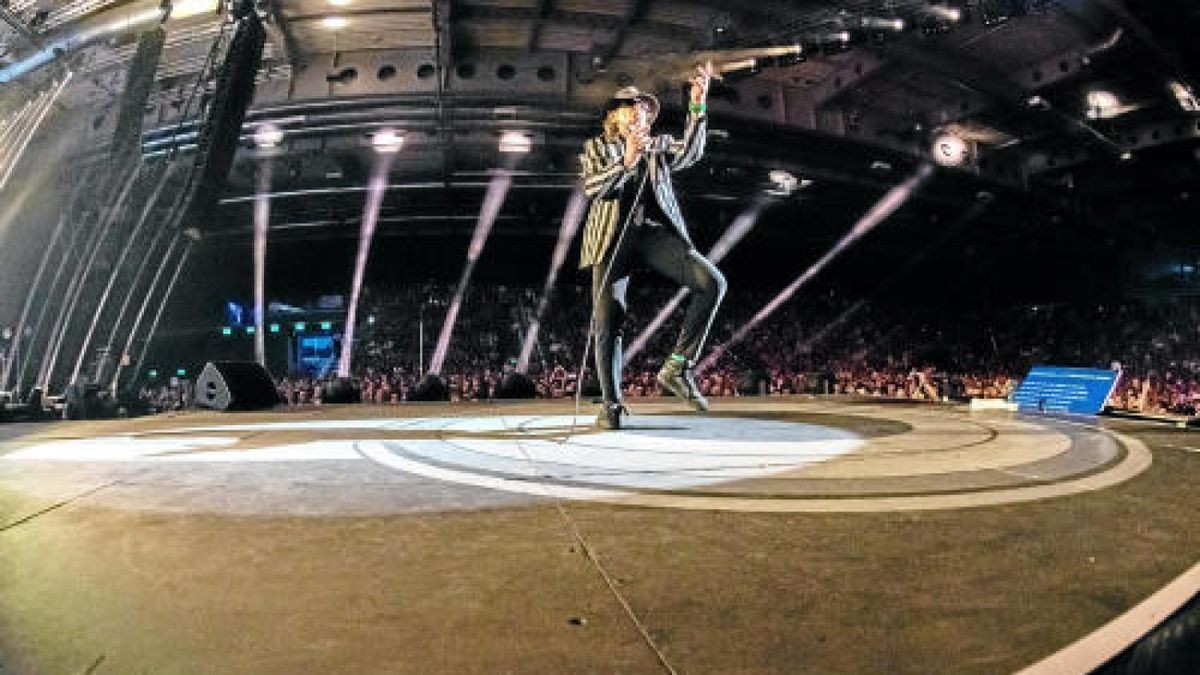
[[358, 414, 866, 495], [1, 407, 1152, 513], [3, 414, 865, 501]]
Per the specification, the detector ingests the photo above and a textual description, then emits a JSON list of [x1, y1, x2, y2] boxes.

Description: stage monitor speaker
[[322, 377, 361, 404], [494, 372, 537, 399], [64, 383, 112, 420], [407, 373, 449, 402], [195, 361, 279, 411], [738, 369, 765, 396], [26, 388, 42, 415], [579, 374, 601, 400]]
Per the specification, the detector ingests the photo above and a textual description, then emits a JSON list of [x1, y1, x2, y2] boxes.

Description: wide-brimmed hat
[[603, 86, 660, 122]]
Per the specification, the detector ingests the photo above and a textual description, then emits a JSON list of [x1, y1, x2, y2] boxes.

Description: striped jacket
[[578, 112, 708, 268]]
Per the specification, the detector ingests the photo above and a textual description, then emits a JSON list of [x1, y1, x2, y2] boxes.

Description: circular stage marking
[[1, 406, 1152, 513]]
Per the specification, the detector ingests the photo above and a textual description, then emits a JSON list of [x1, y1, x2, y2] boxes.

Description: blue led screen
[[1012, 366, 1120, 415]]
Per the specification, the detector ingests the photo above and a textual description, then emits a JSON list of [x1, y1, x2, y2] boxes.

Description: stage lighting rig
[[924, 4, 964, 23], [766, 170, 811, 197], [1026, 95, 1051, 110], [253, 122, 283, 149], [498, 130, 531, 154], [767, 170, 799, 196], [931, 132, 969, 167], [1085, 90, 1136, 119], [858, 16, 906, 31], [371, 129, 404, 154], [1169, 81, 1200, 113]]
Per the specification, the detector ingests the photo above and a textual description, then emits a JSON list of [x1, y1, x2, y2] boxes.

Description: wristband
[[688, 102, 707, 114]]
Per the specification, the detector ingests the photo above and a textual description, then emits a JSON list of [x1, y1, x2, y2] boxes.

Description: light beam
[[428, 169, 512, 375], [799, 199, 991, 355], [517, 187, 587, 373], [625, 198, 770, 364], [337, 152, 395, 377], [253, 158, 272, 366], [699, 163, 934, 373]]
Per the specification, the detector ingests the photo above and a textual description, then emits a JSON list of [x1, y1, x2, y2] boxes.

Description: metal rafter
[[599, 0, 651, 63], [265, 1, 302, 67], [527, 0, 553, 52], [434, 0, 452, 76], [285, 7, 432, 23], [453, 5, 696, 44], [679, 0, 801, 24], [1, 3, 42, 49]]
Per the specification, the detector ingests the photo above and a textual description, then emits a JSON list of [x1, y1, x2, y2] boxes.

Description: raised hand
[[623, 121, 650, 167], [690, 61, 714, 106]]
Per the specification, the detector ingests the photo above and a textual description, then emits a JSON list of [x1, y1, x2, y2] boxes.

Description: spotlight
[[371, 129, 404, 154], [931, 132, 968, 167], [498, 130, 532, 154], [860, 17, 905, 31], [766, 169, 800, 196], [1085, 90, 1121, 119], [1026, 95, 1050, 110], [253, 123, 283, 149], [1168, 81, 1199, 112], [925, 4, 963, 22], [321, 16, 348, 30], [811, 30, 852, 46], [1120, 150, 1133, 161]]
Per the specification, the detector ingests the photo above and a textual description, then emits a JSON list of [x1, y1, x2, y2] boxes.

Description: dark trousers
[[591, 223, 727, 404]]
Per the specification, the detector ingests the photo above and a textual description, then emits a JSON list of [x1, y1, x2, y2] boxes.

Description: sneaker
[[595, 402, 628, 430], [656, 358, 709, 412]]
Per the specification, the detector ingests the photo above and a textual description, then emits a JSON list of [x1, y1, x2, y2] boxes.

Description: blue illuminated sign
[[1012, 366, 1120, 415]]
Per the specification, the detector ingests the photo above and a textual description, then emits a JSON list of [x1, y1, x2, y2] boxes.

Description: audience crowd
[[258, 283, 1200, 416]]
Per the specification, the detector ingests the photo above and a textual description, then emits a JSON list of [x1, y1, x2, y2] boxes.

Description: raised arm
[[667, 113, 708, 172], [668, 61, 713, 172]]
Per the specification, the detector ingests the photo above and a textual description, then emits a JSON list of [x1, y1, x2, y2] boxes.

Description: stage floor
[[0, 398, 1197, 673]]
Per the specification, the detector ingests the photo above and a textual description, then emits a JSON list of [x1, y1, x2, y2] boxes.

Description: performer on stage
[[579, 62, 726, 430]]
